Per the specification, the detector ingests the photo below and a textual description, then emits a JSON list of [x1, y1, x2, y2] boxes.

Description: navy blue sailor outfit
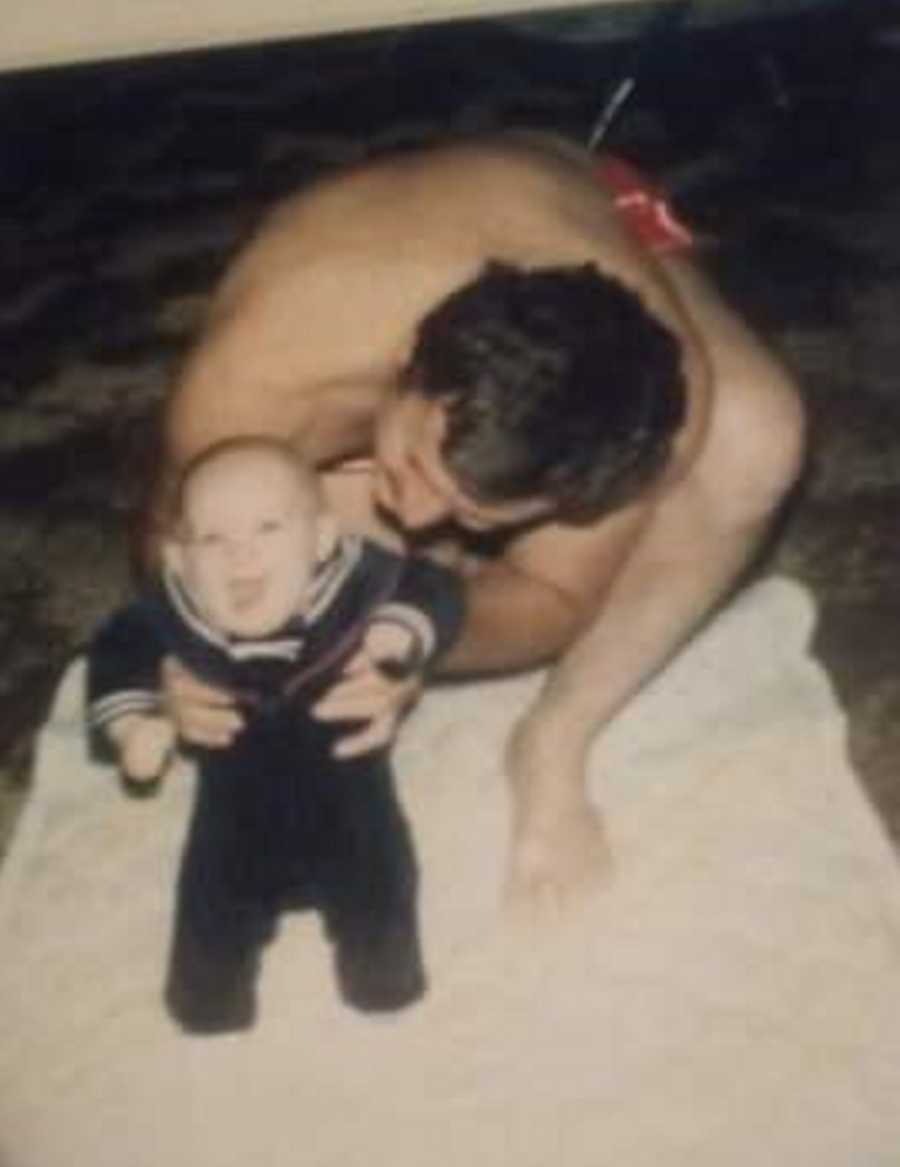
[[88, 535, 463, 1031]]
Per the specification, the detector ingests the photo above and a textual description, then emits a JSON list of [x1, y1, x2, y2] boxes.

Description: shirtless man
[[160, 135, 806, 910]]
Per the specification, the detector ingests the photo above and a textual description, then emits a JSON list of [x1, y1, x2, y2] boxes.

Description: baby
[[87, 437, 463, 1032]]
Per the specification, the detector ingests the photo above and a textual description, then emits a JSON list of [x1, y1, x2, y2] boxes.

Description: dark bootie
[[164, 931, 260, 1035], [334, 920, 426, 1013]]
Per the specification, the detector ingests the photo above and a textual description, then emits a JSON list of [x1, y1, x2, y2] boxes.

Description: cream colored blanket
[[2, 578, 899, 1167]]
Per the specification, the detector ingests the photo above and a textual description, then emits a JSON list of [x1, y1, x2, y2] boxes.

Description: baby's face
[[172, 450, 321, 638]]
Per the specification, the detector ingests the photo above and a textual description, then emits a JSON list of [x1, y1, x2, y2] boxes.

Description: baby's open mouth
[[228, 577, 266, 609]]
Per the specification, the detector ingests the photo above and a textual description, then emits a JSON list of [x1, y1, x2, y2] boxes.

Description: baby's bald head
[[166, 437, 334, 639]]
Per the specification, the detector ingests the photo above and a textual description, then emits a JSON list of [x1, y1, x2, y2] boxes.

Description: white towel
[[1, 577, 899, 1167]]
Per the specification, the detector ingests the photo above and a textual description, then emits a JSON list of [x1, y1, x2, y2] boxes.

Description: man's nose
[[398, 488, 448, 531], [373, 467, 398, 514], [375, 464, 448, 530]]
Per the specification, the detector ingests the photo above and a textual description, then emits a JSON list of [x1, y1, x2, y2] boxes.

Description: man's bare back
[[167, 138, 705, 468], [162, 134, 806, 910]]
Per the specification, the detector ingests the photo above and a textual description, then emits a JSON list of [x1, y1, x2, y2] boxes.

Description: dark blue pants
[[164, 719, 425, 1033]]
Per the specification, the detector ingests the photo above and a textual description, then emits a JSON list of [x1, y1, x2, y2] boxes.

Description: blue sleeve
[[86, 598, 166, 763], [371, 556, 465, 669]]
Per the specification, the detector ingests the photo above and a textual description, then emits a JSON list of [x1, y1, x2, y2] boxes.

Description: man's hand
[[161, 656, 244, 748], [312, 622, 423, 759]]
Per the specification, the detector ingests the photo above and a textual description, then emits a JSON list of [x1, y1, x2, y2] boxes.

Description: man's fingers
[[162, 657, 235, 708], [160, 655, 242, 746], [312, 668, 393, 718], [336, 649, 370, 679], [179, 708, 244, 747], [313, 675, 417, 723], [177, 692, 243, 738], [313, 689, 388, 723], [332, 714, 394, 759], [312, 649, 423, 759]]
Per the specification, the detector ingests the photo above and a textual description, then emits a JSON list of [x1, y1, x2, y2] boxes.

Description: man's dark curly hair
[[404, 261, 687, 521]]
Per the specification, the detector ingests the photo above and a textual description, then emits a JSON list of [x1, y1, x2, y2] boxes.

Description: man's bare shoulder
[[207, 133, 699, 344], [168, 134, 712, 467], [218, 136, 638, 280]]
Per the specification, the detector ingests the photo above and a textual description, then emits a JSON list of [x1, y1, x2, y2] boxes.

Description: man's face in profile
[[372, 393, 550, 536]]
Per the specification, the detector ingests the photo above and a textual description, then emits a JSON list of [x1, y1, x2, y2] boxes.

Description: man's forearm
[[435, 561, 585, 677]]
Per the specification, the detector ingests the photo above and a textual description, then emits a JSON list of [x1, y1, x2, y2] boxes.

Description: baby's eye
[[259, 519, 283, 534], [197, 532, 224, 547]]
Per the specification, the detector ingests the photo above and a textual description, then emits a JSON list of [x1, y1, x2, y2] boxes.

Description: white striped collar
[[306, 533, 364, 624]]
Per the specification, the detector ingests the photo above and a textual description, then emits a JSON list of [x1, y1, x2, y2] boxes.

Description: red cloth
[[595, 155, 694, 254]]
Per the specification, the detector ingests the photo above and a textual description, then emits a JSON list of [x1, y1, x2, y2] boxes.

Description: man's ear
[[315, 513, 340, 563]]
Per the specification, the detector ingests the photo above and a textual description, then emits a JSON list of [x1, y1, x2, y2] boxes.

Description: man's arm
[[311, 499, 651, 755], [436, 497, 653, 677]]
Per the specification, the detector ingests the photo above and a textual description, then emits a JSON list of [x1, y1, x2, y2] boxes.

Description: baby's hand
[[120, 715, 177, 784]]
